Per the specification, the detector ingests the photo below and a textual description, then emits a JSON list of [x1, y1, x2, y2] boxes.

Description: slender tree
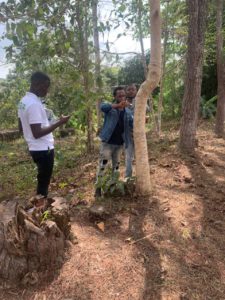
[[136, 0, 148, 78], [157, 0, 169, 137], [215, 0, 225, 137], [134, 0, 161, 194], [179, 0, 208, 152], [92, 0, 103, 131], [76, 0, 94, 151]]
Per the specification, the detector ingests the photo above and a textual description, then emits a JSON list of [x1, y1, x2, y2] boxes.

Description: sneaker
[[94, 187, 102, 198]]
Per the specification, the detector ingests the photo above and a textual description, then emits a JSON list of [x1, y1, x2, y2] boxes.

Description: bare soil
[[1, 122, 225, 300]]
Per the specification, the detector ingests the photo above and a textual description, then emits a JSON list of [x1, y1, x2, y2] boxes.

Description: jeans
[[125, 141, 134, 178], [30, 149, 54, 197], [96, 142, 123, 185]]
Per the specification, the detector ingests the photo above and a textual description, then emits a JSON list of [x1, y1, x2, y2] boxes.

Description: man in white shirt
[[18, 71, 70, 197]]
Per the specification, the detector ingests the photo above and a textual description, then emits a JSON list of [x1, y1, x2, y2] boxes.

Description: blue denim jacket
[[99, 102, 133, 148]]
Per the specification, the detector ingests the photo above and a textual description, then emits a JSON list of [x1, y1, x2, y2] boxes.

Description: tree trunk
[[76, 0, 93, 151], [215, 0, 225, 137], [134, 0, 161, 195], [179, 0, 208, 152], [0, 197, 71, 286], [92, 0, 102, 132], [84, 1, 94, 151], [149, 94, 158, 135], [137, 0, 148, 78], [157, 2, 169, 137]]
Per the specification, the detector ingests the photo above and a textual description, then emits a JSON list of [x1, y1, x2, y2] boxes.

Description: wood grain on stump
[[0, 196, 71, 286]]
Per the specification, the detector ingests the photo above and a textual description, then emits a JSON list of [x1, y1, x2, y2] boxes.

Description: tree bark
[[215, 0, 225, 137], [92, 0, 102, 132], [179, 0, 208, 152], [76, 0, 93, 151], [0, 197, 71, 286], [134, 0, 161, 195], [157, 2, 169, 137]]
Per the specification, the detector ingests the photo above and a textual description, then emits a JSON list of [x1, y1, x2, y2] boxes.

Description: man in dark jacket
[[95, 86, 133, 197]]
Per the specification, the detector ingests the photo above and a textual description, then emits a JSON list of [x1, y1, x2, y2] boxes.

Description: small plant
[[58, 182, 68, 189], [41, 210, 54, 222], [96, 168, 126, 197], [200, 95, 217, 119]]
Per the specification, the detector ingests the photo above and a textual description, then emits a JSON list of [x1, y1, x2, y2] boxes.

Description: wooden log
[[0, 196, 71, 286], [0, 130, 21, 143]]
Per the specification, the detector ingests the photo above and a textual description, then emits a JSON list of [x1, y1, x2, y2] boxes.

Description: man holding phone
[[18, 71, 70, 197], [95, 86, 133, 197]]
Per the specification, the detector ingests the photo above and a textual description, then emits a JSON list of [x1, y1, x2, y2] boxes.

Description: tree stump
[[0, 196, 71, 286]]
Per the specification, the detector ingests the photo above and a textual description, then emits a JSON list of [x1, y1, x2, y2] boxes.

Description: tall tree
[[75, 0, 94, 151], [134, 0, 161, 194], [92, 0, 102, 131], [215, 0, 225, 137], [157, 0, 169, 137], [179, 0, 208, 152]]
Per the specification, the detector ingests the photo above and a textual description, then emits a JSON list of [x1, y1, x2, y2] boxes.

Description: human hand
[[59, 115, 70, 125], [117, 100, 129, 109]]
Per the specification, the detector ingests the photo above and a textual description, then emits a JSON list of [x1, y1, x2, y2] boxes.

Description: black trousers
[[30, 149, 54, 197]]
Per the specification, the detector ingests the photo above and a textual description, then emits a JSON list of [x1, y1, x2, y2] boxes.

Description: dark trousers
[[30, 149, 54, 197]]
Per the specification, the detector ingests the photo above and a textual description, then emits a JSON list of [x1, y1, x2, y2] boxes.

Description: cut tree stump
[[0, 196, 71, 286]]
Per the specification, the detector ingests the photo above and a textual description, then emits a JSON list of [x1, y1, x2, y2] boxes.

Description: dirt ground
[[1, 123, 225, 300]]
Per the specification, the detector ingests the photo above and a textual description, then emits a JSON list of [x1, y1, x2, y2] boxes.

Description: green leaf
[[37, 7, 44, 17], [119, 4, 126, 13], [64, 42, 70, 50], [59, 182, 68, 189]]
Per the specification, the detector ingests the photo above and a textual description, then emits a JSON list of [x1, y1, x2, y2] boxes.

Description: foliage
[[102, 66, 120, 91], [0, 0, 98, 138], [96, 169, 126, 197], [0, 139, 36, 198], [200, 96, 217, 119], [111, 0, 150, 39], [0, 135, 86, 199], [118, 54, 149, 85], [0, 77, 28, 129], [201, 64, 217, 101], [0, 0, 224, 132]]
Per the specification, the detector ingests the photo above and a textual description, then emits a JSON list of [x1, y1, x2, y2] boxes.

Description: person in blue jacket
[[95, 86, 133, 197], [125, 83, 137, 178]]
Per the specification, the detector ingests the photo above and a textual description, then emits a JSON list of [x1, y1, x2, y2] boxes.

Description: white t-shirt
[[18, 92, 54, 151]]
